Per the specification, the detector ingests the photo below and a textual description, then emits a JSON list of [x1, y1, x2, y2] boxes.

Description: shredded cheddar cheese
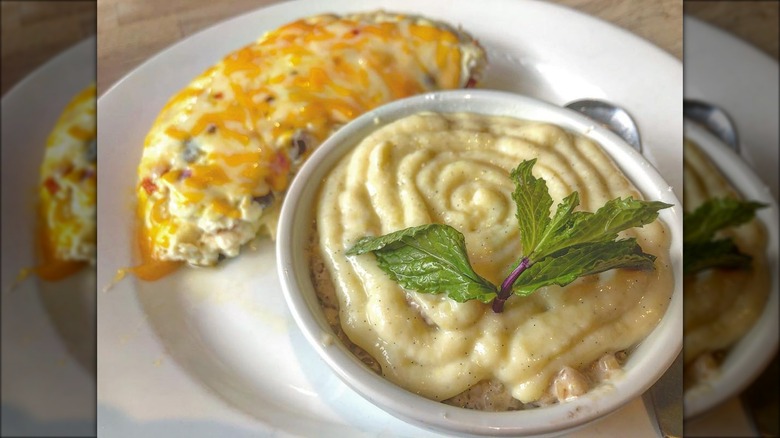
[[135, 11, 487, 271]]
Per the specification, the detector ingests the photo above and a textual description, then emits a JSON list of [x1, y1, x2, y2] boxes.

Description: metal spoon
[[683, 99, 740, 153], [564, 98, 682, 438], [564, 99, 642, 153]]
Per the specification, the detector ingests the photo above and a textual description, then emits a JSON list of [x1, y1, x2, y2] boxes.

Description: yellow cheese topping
[[134, 11, 486, 276], [37, 83, 97, 280]]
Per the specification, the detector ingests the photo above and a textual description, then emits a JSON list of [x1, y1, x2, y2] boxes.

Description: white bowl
[[683, 120, 779, 419], [277, 90, 683, 437]]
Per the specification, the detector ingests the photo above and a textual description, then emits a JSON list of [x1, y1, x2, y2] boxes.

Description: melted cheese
[[135, 11, 486, 271], [37, 83, 96, 280]]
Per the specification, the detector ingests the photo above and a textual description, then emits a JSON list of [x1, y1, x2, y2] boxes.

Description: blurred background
[[686, 1, 778, 60], [96, 0, 682, 94], [685, 1, 778, 437], [1, 1, 96, 437], [1, 1, 95, 95]]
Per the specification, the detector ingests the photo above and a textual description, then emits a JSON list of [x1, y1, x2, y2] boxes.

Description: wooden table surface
[[96, 0, 683, 95], [0, 1, 96, 95], [3, 2, 776, 97], [686, 1, 779, 61]]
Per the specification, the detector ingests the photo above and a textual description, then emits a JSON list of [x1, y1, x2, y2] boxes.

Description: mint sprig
[[346, 224, 498, 303], [347, 159, 672, 312], [683, 197, 766, 274]]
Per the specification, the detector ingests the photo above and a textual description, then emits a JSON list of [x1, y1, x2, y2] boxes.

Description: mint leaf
[[347, 159, 671, 312], [682, 197, 765, 274], [684, 240, 752, 274], [509, 159, 670, 261], [347, 224, 497, 303], [532, 197, 672, 260], [532, 191, 581, 257], [683, 198, 765, 244], [512, 239, 656, 296], [495, 164, 670, 310], [510, 158, 553, 255]]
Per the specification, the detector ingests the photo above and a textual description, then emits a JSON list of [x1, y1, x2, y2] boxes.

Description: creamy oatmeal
[[311, 112, 673, 407]]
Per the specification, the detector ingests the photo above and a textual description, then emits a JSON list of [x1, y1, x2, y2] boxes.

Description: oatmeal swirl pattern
[[315, 112, 673, 405]]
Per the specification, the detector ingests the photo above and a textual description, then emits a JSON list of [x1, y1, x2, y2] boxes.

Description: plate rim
[[95, 1, 683, 436]]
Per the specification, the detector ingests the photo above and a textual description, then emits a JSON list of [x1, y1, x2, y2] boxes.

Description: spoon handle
[[683, 99, 740, 153], [564, 99, 643, 154]]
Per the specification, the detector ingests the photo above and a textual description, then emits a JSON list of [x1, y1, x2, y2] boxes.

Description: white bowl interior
[[683, 120, 779, 419], [278, 90, 683, 436]]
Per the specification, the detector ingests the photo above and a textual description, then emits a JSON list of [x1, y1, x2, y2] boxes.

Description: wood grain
[[1, 1, 96, 95], [96, 0, 278, 95], [96, 0, 683, 95], [686, 1, 779, 60]]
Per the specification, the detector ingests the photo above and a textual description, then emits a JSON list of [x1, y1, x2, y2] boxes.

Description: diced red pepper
[[271, 150, 290, 174], [269, 151, 291, 191], [465, 77, 477, 88], [44, 177, 60, 195], [141, 177, 158, 195]]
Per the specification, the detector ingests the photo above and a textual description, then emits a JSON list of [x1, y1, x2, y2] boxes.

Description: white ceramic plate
[[683, 120, 779, 420], [97, 1, 682, 436], [683, 16, 779, 434], [1, 37, 96, 437]]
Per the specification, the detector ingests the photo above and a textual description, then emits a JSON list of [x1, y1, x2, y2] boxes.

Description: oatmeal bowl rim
[[682, 119, 779, 420], [277, 89, 683, 437]]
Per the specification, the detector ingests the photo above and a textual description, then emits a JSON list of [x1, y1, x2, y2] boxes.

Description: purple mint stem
[[491, 257, 531, 313]]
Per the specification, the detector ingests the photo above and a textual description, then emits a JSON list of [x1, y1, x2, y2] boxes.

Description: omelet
[[36, 83, 97, 280], [133, 11, 487, 279]]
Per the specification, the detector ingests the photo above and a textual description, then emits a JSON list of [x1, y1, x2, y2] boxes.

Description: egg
[[133, 11, 487, 278]]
